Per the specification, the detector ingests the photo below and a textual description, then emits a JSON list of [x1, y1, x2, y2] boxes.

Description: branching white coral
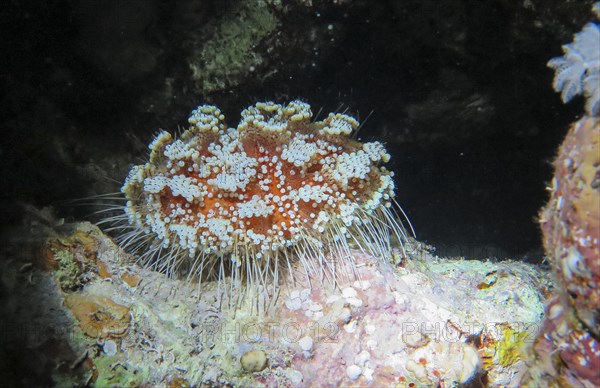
[[548, 22, 600, 116]]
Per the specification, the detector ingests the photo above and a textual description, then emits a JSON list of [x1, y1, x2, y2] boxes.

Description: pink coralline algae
[[539, 117, 600, 332], [532, 116, 600, 386]]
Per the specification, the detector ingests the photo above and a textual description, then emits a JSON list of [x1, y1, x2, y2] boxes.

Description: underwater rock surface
[[0, 218, 552, 386], [531, 116, 600, 387]]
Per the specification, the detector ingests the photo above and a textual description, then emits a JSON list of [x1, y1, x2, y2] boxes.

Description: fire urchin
[[110, 100, 412, 303]]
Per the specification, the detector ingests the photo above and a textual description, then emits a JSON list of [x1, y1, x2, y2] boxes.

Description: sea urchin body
[[118, 100, 410, 303]]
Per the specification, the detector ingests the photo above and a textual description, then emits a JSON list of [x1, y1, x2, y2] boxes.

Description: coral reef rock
[[531, 116, 600, 387], [1, 219, 552, 386]]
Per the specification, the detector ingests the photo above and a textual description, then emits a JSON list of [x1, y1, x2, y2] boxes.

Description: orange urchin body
[[119, 100, 409, 299]]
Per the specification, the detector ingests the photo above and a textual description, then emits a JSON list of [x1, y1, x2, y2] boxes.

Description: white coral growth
[[548, 22, 600, 116]]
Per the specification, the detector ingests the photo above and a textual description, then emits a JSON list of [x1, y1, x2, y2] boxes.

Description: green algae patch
[[189, 0, 279, 93], [93, 354, 147, 387], [55, 250, 81, 290]]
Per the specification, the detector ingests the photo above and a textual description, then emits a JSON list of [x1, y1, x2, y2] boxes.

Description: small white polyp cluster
[[121, 100, 405, 279], [188, 105, 226, 133], [281, 138, 321, 167], [319, 113, 359, 135]]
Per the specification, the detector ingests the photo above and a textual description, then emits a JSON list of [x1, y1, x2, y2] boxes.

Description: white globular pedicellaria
[[120, 100, 411, 300]]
